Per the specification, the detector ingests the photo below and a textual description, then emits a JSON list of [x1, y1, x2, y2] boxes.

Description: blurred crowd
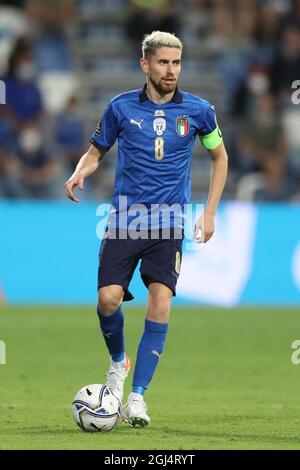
[[0, 0, 85, 199], [0, 0, 300, 201]]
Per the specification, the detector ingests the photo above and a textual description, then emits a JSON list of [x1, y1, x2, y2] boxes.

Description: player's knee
[[98, 287, 122, 315], [147, 296, 171, 323]]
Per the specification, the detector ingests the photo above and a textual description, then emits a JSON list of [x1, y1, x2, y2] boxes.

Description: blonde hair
[[142, 31, 183, 58]]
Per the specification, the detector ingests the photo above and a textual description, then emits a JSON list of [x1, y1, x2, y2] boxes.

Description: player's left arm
[[194, 141, 228, 243]]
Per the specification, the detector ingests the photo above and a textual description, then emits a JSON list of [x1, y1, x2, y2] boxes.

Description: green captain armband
[[200, 126, 223, 150]]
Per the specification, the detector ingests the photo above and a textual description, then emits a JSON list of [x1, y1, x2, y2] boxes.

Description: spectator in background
[[253, 1, 283, 67], [54, 94, 86, 173], [0, 0, 29, 75], [25, 0, 74, 72], [25, 0, 74, 26], [283, 0, 300, 28], [239, 92, 286, 172], [213, 0, 257, 115], [253, 150, 298, 202], [270, 23, 300, 102], [3, 37, 43, 123], [2, 120, 63, 199], [125, 0, 180, 50], [281, 101, 300, 177], [237, 92, 299, 201]]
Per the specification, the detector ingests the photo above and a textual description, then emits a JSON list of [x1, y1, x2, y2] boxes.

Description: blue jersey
[[90, 85, 222, 229]]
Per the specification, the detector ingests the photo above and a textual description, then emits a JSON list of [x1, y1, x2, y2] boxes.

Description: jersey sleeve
[[90, 102, 119, 152], [196, 103, 223, 150]]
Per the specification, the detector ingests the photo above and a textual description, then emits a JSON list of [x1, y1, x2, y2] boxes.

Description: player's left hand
[[193, 212, 215, 243]]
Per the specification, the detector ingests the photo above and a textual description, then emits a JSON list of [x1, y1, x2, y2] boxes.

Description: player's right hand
[[65, 172, 84, 203]]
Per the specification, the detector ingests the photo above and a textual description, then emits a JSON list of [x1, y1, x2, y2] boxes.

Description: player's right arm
[[65, 144, 104, 203], [66, 100, 119, 202]]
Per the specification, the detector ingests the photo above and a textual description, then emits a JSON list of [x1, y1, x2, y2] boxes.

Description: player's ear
[[140, 57, 149, 75]]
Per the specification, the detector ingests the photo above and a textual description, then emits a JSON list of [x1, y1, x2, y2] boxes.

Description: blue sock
[[132, 386, 146, 396], [97, 305, 125, 362], [132, 319, 168, 393]]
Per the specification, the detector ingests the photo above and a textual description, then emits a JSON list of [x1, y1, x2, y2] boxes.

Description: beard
[[149, 75, 177, 95]]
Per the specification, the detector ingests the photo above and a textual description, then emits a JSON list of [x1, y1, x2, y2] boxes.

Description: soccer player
[[66, 31, 228, 428]]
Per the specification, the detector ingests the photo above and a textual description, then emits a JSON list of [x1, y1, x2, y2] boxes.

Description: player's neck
[[146, 82, 175, 104]]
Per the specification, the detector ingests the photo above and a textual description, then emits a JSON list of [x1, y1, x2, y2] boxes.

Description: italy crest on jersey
[[176, 116, 189, 137]]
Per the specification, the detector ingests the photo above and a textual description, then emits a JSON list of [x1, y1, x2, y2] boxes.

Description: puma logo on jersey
[[130, 118, 144, 130]]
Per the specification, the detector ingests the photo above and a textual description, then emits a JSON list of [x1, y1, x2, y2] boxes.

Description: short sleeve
[[197, 103, 217, 135], [197, 103, 223, 150], [90, 102, 119, 151]]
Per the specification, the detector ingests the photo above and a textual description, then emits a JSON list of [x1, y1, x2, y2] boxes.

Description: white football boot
[[105, 354, 131, 403], [123, 392, 151, 428]]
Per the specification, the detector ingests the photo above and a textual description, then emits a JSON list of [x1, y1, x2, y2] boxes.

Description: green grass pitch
[[0, 306, 300, 450]]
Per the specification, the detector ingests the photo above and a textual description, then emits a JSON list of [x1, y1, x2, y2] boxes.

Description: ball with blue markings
[[72, 384, 122, 432]]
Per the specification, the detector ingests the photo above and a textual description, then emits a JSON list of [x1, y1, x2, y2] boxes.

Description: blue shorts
[[97, 230, 183, 301]]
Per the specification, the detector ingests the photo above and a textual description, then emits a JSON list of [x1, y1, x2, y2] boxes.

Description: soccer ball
[[72, 384, 122, 432]]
